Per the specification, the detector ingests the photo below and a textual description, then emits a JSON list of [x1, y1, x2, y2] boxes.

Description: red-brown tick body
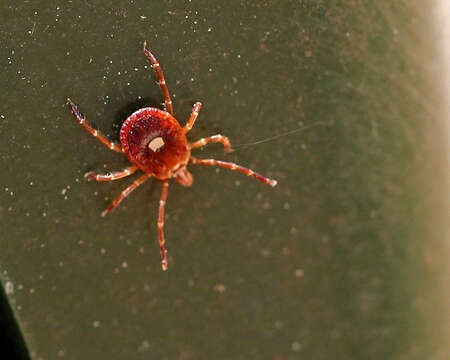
[[120, 108, 193, 186], [68, 42, 277, 271]]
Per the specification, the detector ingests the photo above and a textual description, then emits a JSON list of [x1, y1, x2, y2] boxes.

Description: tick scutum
[[120, 107, 190, 179]]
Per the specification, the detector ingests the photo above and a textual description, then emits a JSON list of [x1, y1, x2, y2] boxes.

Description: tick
[[67, 42, 277, 271]]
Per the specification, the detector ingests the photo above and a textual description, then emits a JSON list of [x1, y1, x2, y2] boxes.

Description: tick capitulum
[[68, 42, 277, 271]]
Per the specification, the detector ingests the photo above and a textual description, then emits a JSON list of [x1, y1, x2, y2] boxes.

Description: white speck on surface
[[295, 269, 304, 278], [138, 340, 150, 352], [292, 341, 302, 352], [213, 284, 226, 293], [260, 248, 271, 257], [5, 281, 14, 295]]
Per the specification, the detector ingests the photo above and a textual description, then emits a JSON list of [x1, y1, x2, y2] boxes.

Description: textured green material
[[0, 1, 448, 359]]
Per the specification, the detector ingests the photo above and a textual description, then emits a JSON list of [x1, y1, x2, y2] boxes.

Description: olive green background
[[0, 1, 448, 359]]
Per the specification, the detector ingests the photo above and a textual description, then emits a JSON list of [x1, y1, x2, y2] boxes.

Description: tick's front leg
[[190, 157, 277, 187], [101, 173, 151, 217], [143, 42, 174, 115], [189, 134, 232, 152], [85, 165, 138, 182], [67, 98, 123, 153]]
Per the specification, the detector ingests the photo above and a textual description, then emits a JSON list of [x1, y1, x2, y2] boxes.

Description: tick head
[[174, 167, 193, 187]]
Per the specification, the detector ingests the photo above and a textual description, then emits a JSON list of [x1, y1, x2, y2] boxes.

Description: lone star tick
[[67, 42, 277, 271]]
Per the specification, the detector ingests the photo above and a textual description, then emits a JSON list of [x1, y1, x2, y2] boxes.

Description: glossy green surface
[[0, 1, 448, 359]]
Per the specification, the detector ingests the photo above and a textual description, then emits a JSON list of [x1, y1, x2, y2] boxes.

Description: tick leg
[[143, 42, 174, 115], [101, 173, 151, 217], [189, 134, 232, 152], [183, 102, 202, 133], [190, 157, 277, 187], [85, 165, 138, 182], [67, 98, 122, 153], [158, 180, 170, 271]]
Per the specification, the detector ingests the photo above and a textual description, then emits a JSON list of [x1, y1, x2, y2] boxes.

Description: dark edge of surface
[[0, 284, 30, 359]]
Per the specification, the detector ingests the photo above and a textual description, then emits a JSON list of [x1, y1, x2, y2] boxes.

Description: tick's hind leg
[[85, 165, 138, 182], [67, 98, 123, 153], [143, 42, 174, 115], [157, 181, 170, 271], [189, 134, 232, 152], [101, 173, 151, 217], [190, 157, 277, 187]]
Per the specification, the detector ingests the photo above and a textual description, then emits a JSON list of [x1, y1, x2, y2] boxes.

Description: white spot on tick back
[[148, 137, 165, 152]]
